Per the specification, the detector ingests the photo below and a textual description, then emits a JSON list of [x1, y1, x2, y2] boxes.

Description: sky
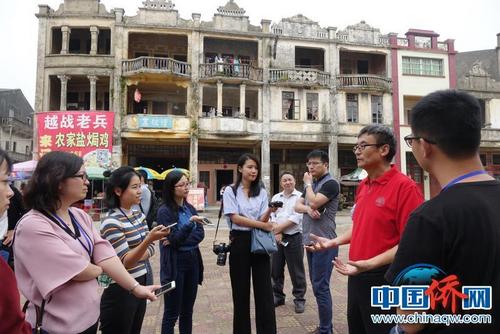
[[0, 0, 499, 108]]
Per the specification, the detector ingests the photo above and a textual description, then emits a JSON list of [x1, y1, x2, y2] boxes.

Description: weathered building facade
[[34, 0, 457, 203], [457, 33, 500, 185], [0, 89, 34, 162]]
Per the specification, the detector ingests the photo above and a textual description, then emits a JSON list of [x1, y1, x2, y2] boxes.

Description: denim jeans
[[161, 249, 200, 334], [306, 247, 338, 334]]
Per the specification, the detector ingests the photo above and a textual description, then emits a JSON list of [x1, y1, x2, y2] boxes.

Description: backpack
[[140, 189, 161, 230]]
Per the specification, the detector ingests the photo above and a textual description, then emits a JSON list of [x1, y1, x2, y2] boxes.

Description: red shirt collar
[[364, 165, 399, 186]]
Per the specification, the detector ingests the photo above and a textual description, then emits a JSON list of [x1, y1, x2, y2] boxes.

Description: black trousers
[[229, 230, 276, 334], [100, 274, 147, 334], [271, 232, 307, 303], [347, 266, 393, 334]]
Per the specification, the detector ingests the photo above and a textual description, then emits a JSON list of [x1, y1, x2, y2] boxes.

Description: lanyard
[[441, 170, 488, 192], [118, 208, 145, 243], [44, 210, 93, 258]]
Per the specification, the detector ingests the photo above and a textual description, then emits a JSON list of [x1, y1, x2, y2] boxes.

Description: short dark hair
[[358, 125, 397, 162], [24, 151, 83, 212], [104, 166, 141, 209], [136, 169, 148, 181], [411, 89, 481, 158], [306, 150, 329, 164], [279, 171, 294, 180]]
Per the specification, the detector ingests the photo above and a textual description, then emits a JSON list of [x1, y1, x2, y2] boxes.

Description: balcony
[[199, 63, 263, 84], [269, 68, 331, 87], [198, 117, 262, 137], [0, 117, 33, 137], [122, 57, 191, 79], [336, 74, 391, 92]]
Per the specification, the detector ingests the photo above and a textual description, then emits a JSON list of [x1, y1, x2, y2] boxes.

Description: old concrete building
[[34, 0, 456, 203], [0, 89, 34, 162], [457, 33, 500, 184]]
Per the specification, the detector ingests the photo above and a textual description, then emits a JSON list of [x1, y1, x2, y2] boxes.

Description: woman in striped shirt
[[100, 166, 170, 334]]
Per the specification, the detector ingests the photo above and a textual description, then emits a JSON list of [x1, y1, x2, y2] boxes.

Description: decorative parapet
[[216, 0, 246, 17], [271, 14, 329, 39], [336, 74, 392, 92], [269, 68, 331, 87], [52, 0, 113, 16], [336, 21, 387, 46], [141, 0, 175, 10], [199, 63, 263, 82], [122, 57, 191, 78]]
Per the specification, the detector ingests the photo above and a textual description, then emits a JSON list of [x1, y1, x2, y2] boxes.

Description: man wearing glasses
[[295, 149, 339, 334], [307, 125, 423, 334], [386, 90, 500, 334]]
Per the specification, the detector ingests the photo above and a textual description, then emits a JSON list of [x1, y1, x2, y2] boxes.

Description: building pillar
[[216, 80, 223, 117], [61, 26, 71, 55], [90, 26, 99, 55], [58, 75, 70, 111], [188, 83, 199, 185], [88, 75, 98, 110], [239, 84, 246, 117], [261, 85, 271, 192]]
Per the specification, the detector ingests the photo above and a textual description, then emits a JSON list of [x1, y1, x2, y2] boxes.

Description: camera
[[269, 201, 284, 208], [213, 243, 231, 266]]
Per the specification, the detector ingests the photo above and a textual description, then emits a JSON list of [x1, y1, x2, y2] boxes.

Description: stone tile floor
[[135, 213, 352, 334]]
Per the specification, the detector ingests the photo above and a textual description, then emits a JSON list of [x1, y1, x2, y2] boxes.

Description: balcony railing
[[122, 57, 191, 77], [199, 63, 263, 82], [336, 74, 392, 92], [269, 68, 331, 86]]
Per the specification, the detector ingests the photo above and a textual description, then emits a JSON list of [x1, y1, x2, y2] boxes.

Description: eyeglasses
[[352, 143, 385, 153], [404, 134, 437, 148], [72, 172, 89, 181], [175, 183, 191, 188]]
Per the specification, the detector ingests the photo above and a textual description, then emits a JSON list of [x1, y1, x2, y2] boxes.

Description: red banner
[[36, 111, 114, 166]]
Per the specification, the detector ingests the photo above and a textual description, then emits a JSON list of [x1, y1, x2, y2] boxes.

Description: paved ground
[[136, 209, 353, 334]]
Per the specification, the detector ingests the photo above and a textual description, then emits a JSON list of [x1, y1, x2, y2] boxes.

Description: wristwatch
[[304, 183, 312, 189]]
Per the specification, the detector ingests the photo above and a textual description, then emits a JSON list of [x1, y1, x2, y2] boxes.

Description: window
[[478, 99, 486, 128], [12, 142, 16, 152], [306, 93, 319, 121], [5, 141, 9, 151], [371, 95, 383, 124], [26, 145, 30, 155], [493, 155, 500, 165], [346, 94, 358, 123], [26, 117, 32, 125], [282, 92, 299, 120], [402, 57, 443, 76]]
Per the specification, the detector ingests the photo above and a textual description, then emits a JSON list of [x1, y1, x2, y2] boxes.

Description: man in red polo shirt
[[307, 125, 423, 334]]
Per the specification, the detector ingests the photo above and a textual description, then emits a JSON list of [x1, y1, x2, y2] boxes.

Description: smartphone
[[154, 281, 176, 297], [166, 222, 178, 229], [201, 217, 214, 226]]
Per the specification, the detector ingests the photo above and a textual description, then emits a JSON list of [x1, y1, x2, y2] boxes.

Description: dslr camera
[[269, 201, 284, 208], [213, 242, 231, 266]]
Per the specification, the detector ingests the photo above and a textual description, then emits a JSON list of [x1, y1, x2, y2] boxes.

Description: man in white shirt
[[270, 171, 307, 313]]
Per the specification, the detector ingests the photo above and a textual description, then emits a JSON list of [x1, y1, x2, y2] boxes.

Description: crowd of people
[[0, 89, 499, 334]]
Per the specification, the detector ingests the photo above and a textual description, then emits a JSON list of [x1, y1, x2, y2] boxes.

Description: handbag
[[250, 227, 278, 255], [23, 299, 49, 334]]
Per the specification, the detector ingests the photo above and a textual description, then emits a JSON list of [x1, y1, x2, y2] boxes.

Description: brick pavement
[[136, 212, 352, 334]]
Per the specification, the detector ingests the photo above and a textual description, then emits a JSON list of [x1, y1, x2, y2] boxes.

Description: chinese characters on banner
[[187, 188, 205, 211], [36, 111, 114, 166]]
